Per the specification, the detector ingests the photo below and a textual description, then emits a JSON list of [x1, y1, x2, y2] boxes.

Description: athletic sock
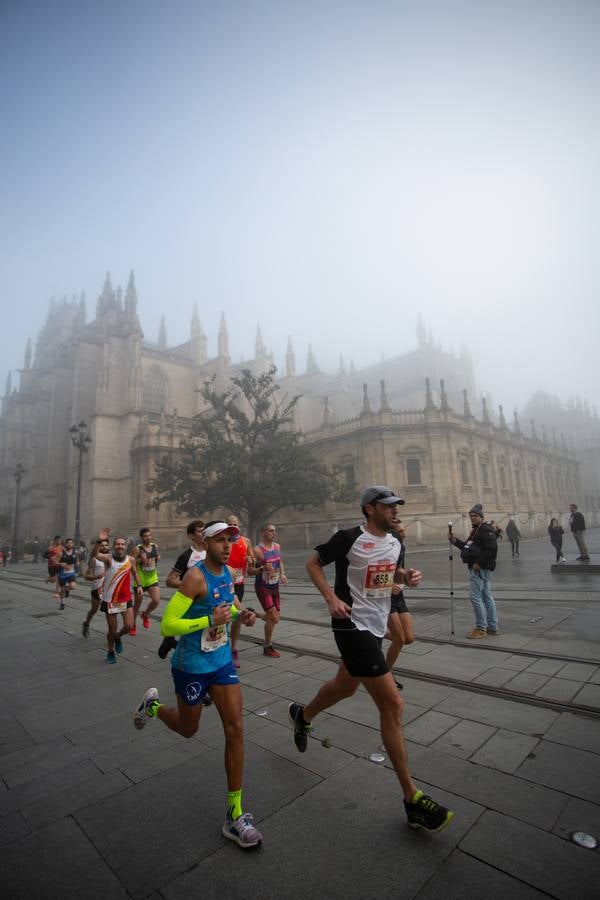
[[228, 789, 243, 821], [147, 700, 161, 718]]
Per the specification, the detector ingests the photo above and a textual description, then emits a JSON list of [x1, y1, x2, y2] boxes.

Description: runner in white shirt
[[288, 485, 454, 834], [82, 538, 109, 637]]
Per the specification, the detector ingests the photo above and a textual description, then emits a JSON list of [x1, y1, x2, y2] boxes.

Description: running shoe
[[222, 812, 263, 849], [134, 687, 160, 730], [288, 702, 311, 753], [232, 649, 241, 669], [263, 645, 280, 658], [82, 621, 89, 638], [115, 639, 123, 654], [404, 790, 454, 833], [59, 602, 65, 610], [106, 651, 117, 665], [129, 627, 137, 636], [142, 613, 150, 629], [158, 636, 178, 659]]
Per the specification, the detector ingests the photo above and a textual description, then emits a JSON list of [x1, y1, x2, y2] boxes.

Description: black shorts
[[390, 591, 408, 615], [100, 600, 133, 614], [91, 589, 101, 603], [234, 583, 244, 603], [332, 620, 389, 678]]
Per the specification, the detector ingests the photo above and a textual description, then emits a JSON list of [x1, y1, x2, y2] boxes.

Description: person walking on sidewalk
[[505, 518, 521, 557], [569, 504, 590, 561], [288, 486, 453, 834], [548, 518, 566, 563], [450, 503, 499, 638], [133, 521, 262, 849]]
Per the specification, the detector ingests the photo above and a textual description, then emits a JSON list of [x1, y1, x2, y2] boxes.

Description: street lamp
[[10, 463, 25, 564], [69, 420, 92, 546]]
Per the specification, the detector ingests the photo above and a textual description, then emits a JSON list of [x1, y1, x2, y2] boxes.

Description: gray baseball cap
[[360, 485, 405, 507]]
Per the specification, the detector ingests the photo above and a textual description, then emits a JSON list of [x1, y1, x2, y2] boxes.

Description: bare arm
[[165, 568, 182, 589]]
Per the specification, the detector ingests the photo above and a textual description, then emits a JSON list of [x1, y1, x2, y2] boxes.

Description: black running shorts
[[332, 621, 390, 678], [390, 591, 408, 615]]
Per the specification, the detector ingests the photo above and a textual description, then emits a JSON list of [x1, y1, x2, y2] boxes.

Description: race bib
[[364, 562, 396, 598], [233, 567, 244, 584], [108, 600, 127, 614], [141, 562, 155, 571], [201, 624, 228, 652]]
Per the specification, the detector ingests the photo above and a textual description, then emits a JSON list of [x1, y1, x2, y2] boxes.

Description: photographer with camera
[[449, 504, 499, 638]]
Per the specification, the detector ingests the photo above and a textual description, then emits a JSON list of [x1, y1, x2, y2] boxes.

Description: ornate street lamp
[[10, 462, 25, 563], [69, 420, 92, 546]]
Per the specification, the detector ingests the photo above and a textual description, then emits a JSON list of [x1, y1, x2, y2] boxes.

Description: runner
[[157, 519, 206, 661], [133, 520, 262, 848], [226, 514, 256, 669], [132, 527, 161, 634], [254, 523, 287, 658], [288, 486, 453, 833], [57, 537, 78, 609], [45, 535, 63, 597], [82, 537, 109, 637], [385, 521, 415, 687], [92, 531, 143, 663]]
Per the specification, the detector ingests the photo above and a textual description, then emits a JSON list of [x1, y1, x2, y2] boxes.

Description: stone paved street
[[0, 533, 599, 898]]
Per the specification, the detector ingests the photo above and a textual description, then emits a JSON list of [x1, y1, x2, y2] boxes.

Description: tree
[[146, 366, 350, 538]]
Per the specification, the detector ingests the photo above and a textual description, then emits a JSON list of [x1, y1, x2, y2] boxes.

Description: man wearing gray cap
[[288, 485, 454, 834], [450, 504, 499, 638]]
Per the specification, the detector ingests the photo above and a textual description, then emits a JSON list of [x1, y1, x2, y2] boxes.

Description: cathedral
[[0, 272, 589, 550]]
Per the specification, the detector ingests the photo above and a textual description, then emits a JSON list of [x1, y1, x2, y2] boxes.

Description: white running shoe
[[222, 812, 263, 849], [134, 687, 160, 730]]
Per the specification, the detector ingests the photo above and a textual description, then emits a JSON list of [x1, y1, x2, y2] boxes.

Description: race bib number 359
[[364, 563, 396, 598]]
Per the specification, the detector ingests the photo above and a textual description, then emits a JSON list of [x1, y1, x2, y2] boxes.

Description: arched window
[[142, 365, 169, 413]]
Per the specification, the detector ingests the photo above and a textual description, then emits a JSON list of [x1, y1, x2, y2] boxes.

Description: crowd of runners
[[35, 487, 453, 850]]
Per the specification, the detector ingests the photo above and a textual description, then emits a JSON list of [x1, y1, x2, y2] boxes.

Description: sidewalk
[[0, 542, 599, 898]]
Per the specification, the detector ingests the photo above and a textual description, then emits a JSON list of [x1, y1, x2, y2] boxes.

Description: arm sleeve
[[161, 591, 211, 637]]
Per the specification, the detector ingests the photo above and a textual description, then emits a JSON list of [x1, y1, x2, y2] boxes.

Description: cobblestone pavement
[[0, 533, 599, 898]]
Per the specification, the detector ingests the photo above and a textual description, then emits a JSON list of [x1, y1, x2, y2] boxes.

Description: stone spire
[[498, 404, 507, 430], [24, 338, 32, 369], [78, 292, 86, 327], [481, 397, 491, 424], [125, 270, 137, 317], [530, 418, 538, 440], [425, 378, 436, 411], [158, 316, 167, 349], [349, 358, 356, 376], [285, 336, 295, 377], [255, 325, 266, 359], [5, 370, 11, 396], [416, 314, 426, 347], [322, 395, 331, 426], [513, 409, 521, 435], [191, 303, 202, 339], [339, 355, 347, 377], [218, 312, 229, 357], [306, 343, 319, 375], [361, 382, 372, 415], [462, 389, 473, 419], [379, 379, 391, 413], [439, 379, 451, 412], [97, 271, 114, 316]]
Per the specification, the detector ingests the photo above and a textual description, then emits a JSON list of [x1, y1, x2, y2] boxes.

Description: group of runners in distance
[[47, 486, 453, 850]]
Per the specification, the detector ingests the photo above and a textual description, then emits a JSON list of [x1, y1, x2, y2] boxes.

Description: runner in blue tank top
[[133, 521, 263, 849]]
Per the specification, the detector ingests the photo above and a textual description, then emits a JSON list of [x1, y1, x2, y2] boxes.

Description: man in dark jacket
[[450, 504, 499, 638], [505, 518, 521, 557], [569, 504, 590, 561]]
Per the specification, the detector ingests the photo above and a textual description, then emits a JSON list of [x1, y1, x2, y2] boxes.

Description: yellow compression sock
[[228, 789, 243, 821]]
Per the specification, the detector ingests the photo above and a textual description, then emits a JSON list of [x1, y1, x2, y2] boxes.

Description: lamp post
[[10, 463, 25, 564], [69, 420, 92, 547]]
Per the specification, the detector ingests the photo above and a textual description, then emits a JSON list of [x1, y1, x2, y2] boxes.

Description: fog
[[1, 0, 599, 413]]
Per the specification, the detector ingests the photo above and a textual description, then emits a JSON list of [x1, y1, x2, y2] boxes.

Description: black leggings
[[551, 542, 563, 562]]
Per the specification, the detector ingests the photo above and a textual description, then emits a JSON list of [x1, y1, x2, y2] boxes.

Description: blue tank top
[[171, 561, 236, 674]]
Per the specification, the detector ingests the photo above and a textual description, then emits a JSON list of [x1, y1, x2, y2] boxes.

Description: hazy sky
[[1, 0, 599, 413]]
